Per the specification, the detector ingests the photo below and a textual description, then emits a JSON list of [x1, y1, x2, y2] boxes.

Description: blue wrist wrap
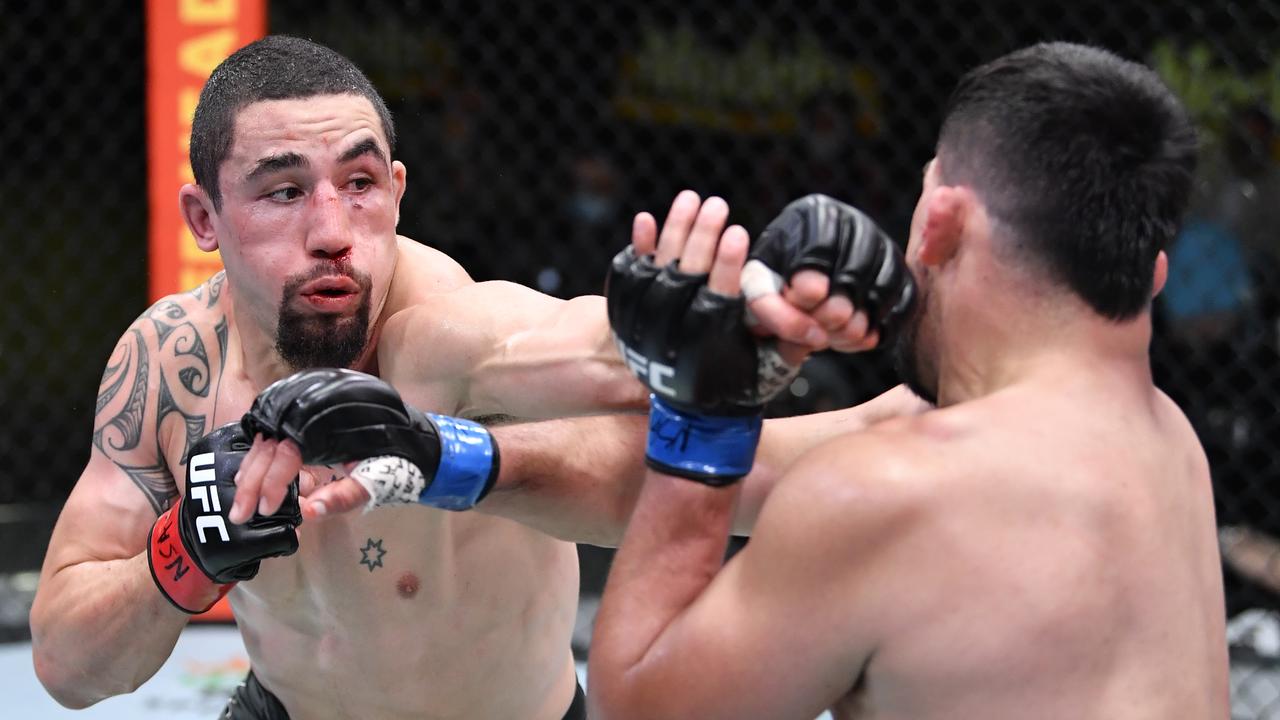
[[645, 395, 763, 485], [420, 414, 498, 510]]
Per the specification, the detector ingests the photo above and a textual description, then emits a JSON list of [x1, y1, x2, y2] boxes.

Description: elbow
[[31, 611, 139, 708], [32, 646, 104, 709]]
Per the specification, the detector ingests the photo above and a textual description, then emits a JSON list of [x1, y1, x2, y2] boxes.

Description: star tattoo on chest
[[359, 538, 386, 572]]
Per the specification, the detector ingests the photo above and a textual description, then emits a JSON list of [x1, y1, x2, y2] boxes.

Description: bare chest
[[230, 508, 581, 719]]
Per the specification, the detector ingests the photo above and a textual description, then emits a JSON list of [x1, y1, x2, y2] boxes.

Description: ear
[[918, 186, 968, 267], [1151, 249, 1168, 298], [179, 184, 221, 252], [391, 160, 408, 228]]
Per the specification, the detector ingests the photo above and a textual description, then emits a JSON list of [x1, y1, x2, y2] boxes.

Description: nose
[[305, 181, 354, 260]]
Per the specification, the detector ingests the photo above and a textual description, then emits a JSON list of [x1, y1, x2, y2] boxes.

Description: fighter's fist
[[241, 369, 498, 512], [606, 246, 794, 417], [744, 193, 916, 349], [147, 423, 300, 613]]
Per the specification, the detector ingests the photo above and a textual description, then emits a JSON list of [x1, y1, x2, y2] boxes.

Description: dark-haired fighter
[[586, 42, 1229, 720], [29, 35, 917, 720]]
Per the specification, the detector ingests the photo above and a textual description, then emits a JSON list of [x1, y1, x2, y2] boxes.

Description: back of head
[[937, 42, 1196, 320], [190, 35, 396, 209]]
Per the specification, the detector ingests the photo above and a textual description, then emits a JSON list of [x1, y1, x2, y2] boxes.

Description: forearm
[[474, 386, 929, 545], [478, 413, 649, 546], [31, 552, 189, 708], [588, 473, 739, 718]]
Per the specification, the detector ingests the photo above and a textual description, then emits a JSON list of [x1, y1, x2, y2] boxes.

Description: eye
[[266, 187, 303, 202], [349, 177, 374, 192]]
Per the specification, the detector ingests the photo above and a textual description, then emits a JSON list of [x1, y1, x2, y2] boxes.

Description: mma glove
[[606, 248, 797, 486], [241, 369, 498, 512], [744, 193, 916, 345], [148, 423, 301, 613]]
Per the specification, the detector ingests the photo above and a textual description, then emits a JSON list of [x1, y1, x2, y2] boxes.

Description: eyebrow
[[246, 152, 309, 182], [338, 138, 387, 166]]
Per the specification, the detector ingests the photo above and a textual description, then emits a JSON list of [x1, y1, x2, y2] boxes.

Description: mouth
[[297, 276, 362, 313]]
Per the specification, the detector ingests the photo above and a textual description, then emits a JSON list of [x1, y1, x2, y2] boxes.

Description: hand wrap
[[243, 369, 498, 511]]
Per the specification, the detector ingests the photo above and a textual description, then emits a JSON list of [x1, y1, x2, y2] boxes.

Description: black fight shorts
[[221, 669, 588, 720], [220, 670, 290, 719]]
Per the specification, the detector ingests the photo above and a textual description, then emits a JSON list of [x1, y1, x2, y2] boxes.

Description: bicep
[[383, 283, 642, 419], [470, 291, 644, 417]]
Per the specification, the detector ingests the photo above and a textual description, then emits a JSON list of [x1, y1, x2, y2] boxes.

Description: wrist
[[352, 412, 500, 511], [644, 395, 762, 486], [421, 413, 500, 509], [147, 501, 234, 614]]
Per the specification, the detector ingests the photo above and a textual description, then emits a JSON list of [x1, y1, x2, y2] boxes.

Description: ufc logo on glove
[[617, 340, 677, 397], [187, 452, 230, 544]]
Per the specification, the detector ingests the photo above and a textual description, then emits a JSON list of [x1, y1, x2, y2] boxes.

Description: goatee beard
[[275, 266, 373, 371]]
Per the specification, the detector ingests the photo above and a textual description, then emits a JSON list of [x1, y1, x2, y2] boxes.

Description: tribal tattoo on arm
[[92, 274, 228, 515]]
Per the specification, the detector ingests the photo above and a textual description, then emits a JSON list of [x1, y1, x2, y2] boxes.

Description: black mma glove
[[606, 248, 796, 486], [744, 193, 916, 344], [148, 423, 300, 613], [241, 369, 498, 511]]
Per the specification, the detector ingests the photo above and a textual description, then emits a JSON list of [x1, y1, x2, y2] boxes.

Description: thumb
[[301, 478, 372, 520]]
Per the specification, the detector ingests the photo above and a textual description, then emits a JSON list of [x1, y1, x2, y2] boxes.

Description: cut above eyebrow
[[338, 138, 387, 166], [246, 152, 309, 182]]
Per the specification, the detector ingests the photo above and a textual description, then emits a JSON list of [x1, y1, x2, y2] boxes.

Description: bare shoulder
[[93, 273, 232, 513], [1153, 387, 1202, 445], [759, 411, 958, 552], [391, 235, 475, 305]]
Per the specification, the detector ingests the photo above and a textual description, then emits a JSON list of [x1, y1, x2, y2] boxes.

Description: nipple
[[396, 572, 420, 599]]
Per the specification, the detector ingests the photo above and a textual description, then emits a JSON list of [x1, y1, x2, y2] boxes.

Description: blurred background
[[2, 0, 1279, 716]]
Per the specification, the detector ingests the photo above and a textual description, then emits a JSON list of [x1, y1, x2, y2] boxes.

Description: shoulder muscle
[[93, 277, 229, 513]]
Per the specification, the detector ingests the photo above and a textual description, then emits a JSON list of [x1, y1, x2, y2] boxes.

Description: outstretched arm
[[240, 192, 923, 540], [475, 383, 926, 546]]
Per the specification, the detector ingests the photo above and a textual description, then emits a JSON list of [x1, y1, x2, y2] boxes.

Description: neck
[[934, 295, 1153, 407]]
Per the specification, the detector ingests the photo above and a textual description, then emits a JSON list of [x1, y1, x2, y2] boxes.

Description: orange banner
[[147, 0, 265, 302]]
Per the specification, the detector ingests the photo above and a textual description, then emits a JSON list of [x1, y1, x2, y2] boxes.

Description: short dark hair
[[937, 42, 1196, 320], [190, 35, 396, 210]]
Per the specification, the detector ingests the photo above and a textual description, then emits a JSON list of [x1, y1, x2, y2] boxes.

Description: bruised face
[[892, 158, 943, 405], [205, 94, 406, 370]]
